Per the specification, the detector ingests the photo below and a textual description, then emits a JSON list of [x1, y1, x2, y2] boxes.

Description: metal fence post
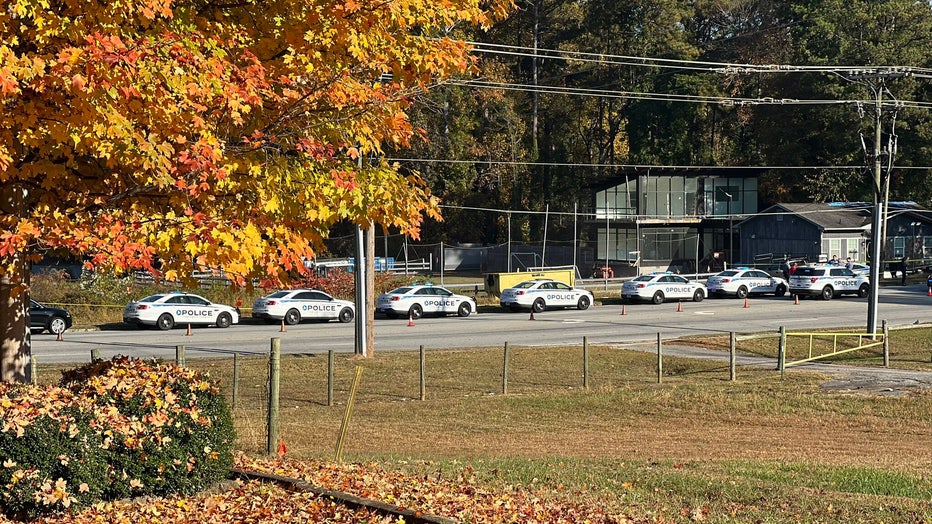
[[232, 353, 239, 410], [327, 350, 334, 407], [583, 336, 589, 390], [30, 356, 37, 385], [175, 345, 185, 368], [502, 342, 509, 395], [777, 326, 786, 372], [91, 348, 101, 362], [657, 333, 663, 384], [882, 320, 889, 368], [419, 345, 426, 401], [267, 338, 281, 455], [729, 331, 736, 381]]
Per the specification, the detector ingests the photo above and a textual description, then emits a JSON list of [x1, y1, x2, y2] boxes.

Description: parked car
[[789, 265, 869, 300], [376, 284, 476, 319], [123, 291, 240, 330], [252, 289, 354, 325], [706, 268, 788, 298], [29, 300, 73, 334], [499, 279, 594, 312], [621, 272, 707, 304]]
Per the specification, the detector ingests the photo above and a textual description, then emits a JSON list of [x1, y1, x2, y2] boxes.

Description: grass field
[[34, 331, 932, 523]]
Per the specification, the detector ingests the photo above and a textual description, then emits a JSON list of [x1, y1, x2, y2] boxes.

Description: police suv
[[621, 272, 707, 304], [123, 292, 240, 330], [376, 284, 476, 319], [499, 279, 594, 312], [706, 268, 788, 298], [789, 265, 870, 300], [252, 289, 355, 325]]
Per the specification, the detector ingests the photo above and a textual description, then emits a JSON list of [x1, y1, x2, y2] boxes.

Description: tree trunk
[[0, 183, 30, 383]]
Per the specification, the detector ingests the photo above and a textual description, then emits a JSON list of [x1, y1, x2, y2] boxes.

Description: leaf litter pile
[[2, 454, 642, 523]]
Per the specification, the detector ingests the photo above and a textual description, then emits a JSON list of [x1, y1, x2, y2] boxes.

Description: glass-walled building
[[591, 170, 761, 275]]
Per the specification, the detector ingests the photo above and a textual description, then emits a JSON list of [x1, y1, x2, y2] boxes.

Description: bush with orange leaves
[[0, 357, 234, 521]]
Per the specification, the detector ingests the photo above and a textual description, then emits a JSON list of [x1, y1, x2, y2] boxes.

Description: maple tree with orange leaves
[[0, 0, 513, 381]]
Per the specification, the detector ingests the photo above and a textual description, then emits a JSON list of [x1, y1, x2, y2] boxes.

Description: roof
[[741, 203, 872, 231]]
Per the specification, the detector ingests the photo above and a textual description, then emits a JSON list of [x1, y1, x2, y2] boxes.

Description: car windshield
[[268, 291, 291, 298], [717, 271, 739, 277], [514, 281, 539, 289], [140, 295, 166, 302], [388, 287, 413, 294], [632, 275, 655, 282]]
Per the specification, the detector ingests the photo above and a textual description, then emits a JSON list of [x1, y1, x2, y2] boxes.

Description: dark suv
[[29, 300, 73, 334]]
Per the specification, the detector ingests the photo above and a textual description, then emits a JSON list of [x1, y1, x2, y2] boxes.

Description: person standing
[[781, 259, 791, 280], [901, 255, 908, 285], [845, 257, 854, 271]]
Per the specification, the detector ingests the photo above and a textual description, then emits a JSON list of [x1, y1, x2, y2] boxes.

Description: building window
[[893, 237, 905, 258], [829, 239, 841, 260]]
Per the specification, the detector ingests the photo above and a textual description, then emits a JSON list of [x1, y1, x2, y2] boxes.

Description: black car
[[29, 300, 73, 335]]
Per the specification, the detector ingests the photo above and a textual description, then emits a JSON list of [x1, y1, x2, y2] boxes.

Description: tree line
[[394, 0, 932, 245]]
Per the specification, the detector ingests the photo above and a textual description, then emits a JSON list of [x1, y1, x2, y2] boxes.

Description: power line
[[466, 41, 932, 77], [385, 157, 932, 171], [445, 79, 852, 106]]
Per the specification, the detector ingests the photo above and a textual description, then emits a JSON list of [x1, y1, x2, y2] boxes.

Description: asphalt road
[[32, 284, 932, 364]]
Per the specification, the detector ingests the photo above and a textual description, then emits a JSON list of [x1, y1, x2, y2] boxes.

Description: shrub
[[0, 385, 106, 520], [0, 357, 234, 520], [60, 357, 235, 500]]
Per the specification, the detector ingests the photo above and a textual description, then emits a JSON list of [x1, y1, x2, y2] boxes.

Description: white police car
[[789, 265, 870, 300], [252, 289, 355, 325], [621, 272, 707, 304], [706, 268, 788, 298], [123, 292, 240, 330], [376, 284, 476, 319], [500, 279, 593, 312]]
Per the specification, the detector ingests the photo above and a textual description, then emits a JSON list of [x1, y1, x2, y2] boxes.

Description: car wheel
[[774, 284, 787, 297], [532, 298, 546, 313], [736, 286, 749, 299], [284, 309, 301, 325], [408, 304, 423, 320], [858, 283, 870, 298], [651, 291, 665, 305], [693, 289, 705, 302], [157, 313, 175, 331], [577, 296, 591, 310], [457, 302, 472, 317], [47, 316, 67, 335], [338, 307, 354, 323], [216, 312, 233, 328], [820, 286, 834, 300]]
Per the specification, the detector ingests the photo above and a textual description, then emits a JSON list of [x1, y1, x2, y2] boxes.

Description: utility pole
[[853, 70, 908, 336], [866, 82, 883, 336]]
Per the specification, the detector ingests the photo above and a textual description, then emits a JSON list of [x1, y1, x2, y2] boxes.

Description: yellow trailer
[[483, 269, 576, 298]]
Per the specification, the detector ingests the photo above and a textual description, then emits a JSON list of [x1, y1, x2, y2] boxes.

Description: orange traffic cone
[[277, 438, 288, 458], [794, 294, 800, 305], [408, 314, 415, 327], [621, 304, 627, 316], [280, 320, 287, 332], [529, 310, 535, 320], [56, 330, 63, 342], [186, 323, 193, 336], [743, 297, 750, 308], [928, 286, 932, 297], [676, 301, 683, 312]]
